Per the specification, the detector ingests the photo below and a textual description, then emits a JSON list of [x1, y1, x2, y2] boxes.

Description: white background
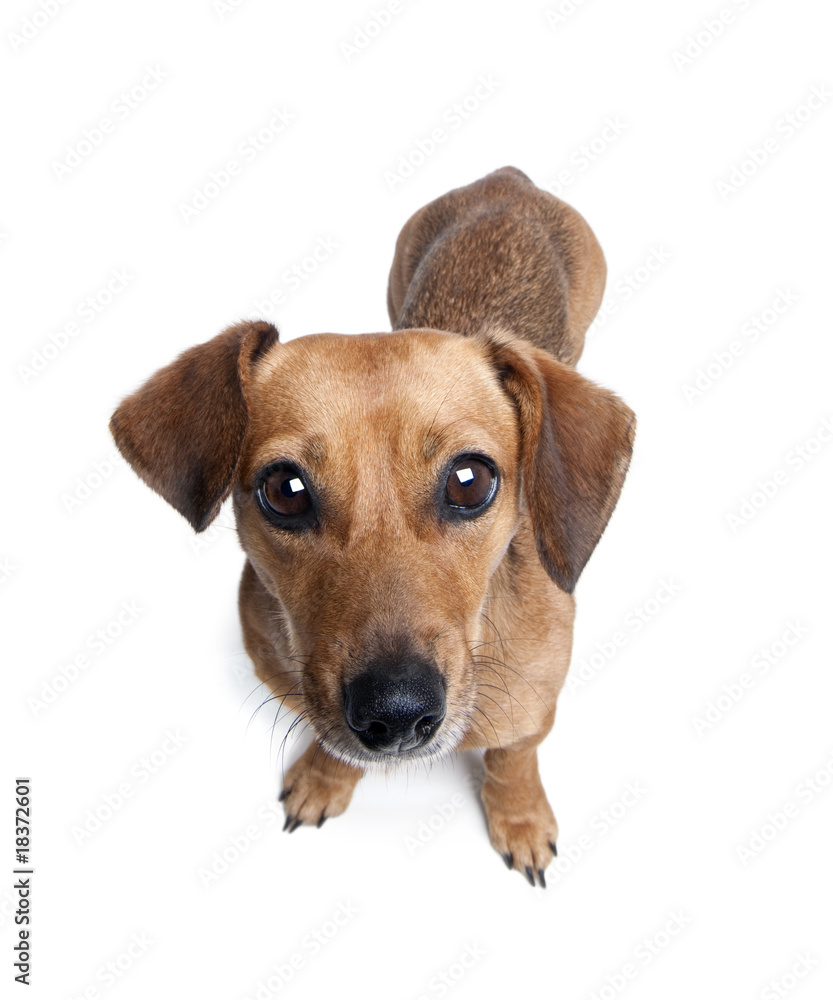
[[2, 0, 832, 997]]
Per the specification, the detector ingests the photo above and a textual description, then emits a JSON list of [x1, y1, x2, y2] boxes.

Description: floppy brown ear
[[109, 320, 279, 531], [484, 332, 635, 593]]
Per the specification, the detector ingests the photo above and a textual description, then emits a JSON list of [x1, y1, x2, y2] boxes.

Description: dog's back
[[387, 166, 606, 367]]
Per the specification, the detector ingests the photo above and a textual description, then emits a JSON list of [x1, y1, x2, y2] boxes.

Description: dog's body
[[388, 165, 605, 364], [110, 167, 634, 886]]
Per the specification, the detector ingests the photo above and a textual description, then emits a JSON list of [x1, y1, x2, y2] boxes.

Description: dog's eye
[[258, 463, 312, 520], [445, 456, 497, 511]]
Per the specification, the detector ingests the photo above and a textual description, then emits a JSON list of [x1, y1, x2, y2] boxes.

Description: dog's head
[[111, 322, 634, 765]]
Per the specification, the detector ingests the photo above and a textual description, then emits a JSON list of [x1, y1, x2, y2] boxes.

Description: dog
[[110, 166, 635, 886]]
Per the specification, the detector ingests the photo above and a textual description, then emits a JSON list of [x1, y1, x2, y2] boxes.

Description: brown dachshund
[[110, 166, 635, 886]]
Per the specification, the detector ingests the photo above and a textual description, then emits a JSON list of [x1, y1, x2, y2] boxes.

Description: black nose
[[343, 658, 446, 753]]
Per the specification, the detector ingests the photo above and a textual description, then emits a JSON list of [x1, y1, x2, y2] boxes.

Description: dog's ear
[[109, 320, 279, 532], [484, 332, 635, 593]]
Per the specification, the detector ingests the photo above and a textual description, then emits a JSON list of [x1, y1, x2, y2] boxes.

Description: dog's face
[[110, 321, 634, 768], [235, 330, 523, 765]]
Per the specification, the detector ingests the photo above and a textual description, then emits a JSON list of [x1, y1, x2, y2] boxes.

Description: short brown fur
[[110, 167, 634, 885]]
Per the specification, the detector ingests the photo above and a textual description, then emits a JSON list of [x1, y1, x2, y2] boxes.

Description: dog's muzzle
[[342, 657, 446, 754]]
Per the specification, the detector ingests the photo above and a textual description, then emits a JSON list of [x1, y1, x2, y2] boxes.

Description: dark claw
[[524, 866, 535, 887], [549, 841, 558, 857], [278, 787, 290, 802], [288, 817, 303, 833], [282, 814, 294, 831], [537, 868, 547, 889], [503, 852, 514, 870], [317, 812, 327, 828]]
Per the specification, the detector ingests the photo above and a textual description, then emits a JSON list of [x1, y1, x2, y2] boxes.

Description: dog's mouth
[[345, 710, 446, 756], [320, 713, 465, 769]]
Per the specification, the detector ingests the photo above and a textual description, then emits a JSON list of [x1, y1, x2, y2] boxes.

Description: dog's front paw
[[280, 741, 363, 832], [481, 775, 558, 887]]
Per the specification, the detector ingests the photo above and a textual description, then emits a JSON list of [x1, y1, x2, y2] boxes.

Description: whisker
[[471, 703, 502, 747], [426, 372, 467, 439], [308, 722, 342, 774], [471, 614, 550, 715], [471, 654, 535, 708], [277, 713, 310, 773]]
